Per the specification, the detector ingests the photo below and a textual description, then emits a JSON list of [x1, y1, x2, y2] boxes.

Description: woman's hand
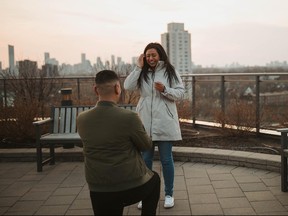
[[137, 54, 145, 68], [154, 81, 165, 93]]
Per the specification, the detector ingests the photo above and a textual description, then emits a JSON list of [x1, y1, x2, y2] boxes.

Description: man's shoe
[[137, 201, 142, 209], [164, 195, 174, 208]]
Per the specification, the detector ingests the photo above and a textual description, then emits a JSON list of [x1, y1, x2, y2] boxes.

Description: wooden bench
[[33, 104, 136, 172], [277, 128, 288, 192]]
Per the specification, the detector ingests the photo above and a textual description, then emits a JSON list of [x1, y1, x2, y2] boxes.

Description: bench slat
[[71, 107, 77, 133], [59, 107, 66, 133], [40, 133, 81, 143], [77, 107, 84, 114], [64, 108, 72, 133], [53, 108, 60, 133]]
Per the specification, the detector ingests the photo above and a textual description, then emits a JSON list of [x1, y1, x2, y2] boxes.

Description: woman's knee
[[160, 154, 174, 165]]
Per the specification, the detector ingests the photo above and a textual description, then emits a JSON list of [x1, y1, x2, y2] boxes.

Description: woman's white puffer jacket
[[124, 61, 185, 141]]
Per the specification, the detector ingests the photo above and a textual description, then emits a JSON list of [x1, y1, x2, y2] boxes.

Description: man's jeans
[[142, 141, 174, 196]]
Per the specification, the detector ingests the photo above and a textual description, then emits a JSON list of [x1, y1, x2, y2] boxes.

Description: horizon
[[1, 0, 288, 68], [1, 46, 288, 70]]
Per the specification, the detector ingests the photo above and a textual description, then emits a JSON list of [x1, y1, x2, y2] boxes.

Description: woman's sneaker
[[137, 201, 142, 209], [164, 195, 174, 208]]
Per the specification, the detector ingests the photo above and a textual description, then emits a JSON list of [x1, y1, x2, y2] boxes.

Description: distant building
[[18, 60, 38, 77], [73, 53, 93, 74], [8, 45, 16, 74], [42, 64, 59, 77], [161, 23, 192, 74], [266, 61, 288, 68], [81, 53, 86, 64], [44, 52, 59, 66], [46, 58, 59, 66], [111, 55, 116, 70], [95, 57, 105, 71], [44, 52, 50, 64], [131, 57, 138, 65], [117, 57, 122, 65]]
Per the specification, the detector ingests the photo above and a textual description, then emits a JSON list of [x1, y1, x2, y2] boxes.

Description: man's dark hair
[[95, 70, 119, 84]]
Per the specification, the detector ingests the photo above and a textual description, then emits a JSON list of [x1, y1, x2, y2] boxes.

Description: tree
[[0, 61, 62, 143]]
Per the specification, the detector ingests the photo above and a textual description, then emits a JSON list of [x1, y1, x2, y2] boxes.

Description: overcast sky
[[0, 0, 288, 68]]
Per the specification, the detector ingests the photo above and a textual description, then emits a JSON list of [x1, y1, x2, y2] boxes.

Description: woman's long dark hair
[[137, 42, 180, 89]]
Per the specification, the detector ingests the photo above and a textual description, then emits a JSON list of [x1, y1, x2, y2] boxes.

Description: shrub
[[0, 99, 50, 145], [214, 99, 257, 136]]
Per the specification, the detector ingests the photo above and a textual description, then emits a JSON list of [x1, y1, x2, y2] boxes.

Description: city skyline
[[1, 0, 288, 68]]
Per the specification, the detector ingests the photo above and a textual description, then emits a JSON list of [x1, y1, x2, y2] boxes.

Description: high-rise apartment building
[[111, 55, 116, 69], [44, 52, 50, 64], [161, 23, 192, 74], [81, 53, 86, 64], [8, 45, 15, 73]]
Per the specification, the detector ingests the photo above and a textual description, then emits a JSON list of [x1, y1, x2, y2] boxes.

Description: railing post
[[77, 78, 81, 101], [192, 76, 196, 127], [277, 128, 288, 192], [255, 75, 260, 135], [220, 76, 225, 128], [35, 125, 43, 172], [4, 78, 7, 108]]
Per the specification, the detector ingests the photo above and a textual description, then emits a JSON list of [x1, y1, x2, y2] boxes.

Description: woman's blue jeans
[[142, 141, 174, 196]]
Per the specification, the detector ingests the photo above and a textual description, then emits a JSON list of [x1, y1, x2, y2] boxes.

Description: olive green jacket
[[77, 101, 153, 192]]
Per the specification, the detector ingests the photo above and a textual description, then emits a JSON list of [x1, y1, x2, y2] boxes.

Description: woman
[[124, 42, 185, 209]]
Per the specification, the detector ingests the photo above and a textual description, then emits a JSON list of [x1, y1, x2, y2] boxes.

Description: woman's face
[[145, 48, 160, 69]]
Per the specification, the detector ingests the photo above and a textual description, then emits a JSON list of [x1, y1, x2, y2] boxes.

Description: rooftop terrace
[[0, 146, 288, 215]]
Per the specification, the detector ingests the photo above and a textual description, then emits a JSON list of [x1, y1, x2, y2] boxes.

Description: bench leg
[[49, 143, 55, 165], [281, 132, 288, 192], [36, 143, 43, 172], [282, 156, 288, 192]]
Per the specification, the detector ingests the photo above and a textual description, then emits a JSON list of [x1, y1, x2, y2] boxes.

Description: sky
[[0, 0, 288, 68]]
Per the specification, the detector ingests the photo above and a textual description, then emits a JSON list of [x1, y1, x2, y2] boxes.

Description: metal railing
[[1, 72, 288, 135], [183, 72, 288, 133]]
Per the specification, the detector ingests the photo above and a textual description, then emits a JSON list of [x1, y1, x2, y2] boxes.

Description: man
[[77, 70, 160, 215]]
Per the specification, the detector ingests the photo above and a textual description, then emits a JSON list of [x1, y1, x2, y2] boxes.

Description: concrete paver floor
[[0, 161, 288, 215]]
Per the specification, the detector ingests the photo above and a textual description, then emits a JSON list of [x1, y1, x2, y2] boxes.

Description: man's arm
[[130, 112, 152, 151]]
